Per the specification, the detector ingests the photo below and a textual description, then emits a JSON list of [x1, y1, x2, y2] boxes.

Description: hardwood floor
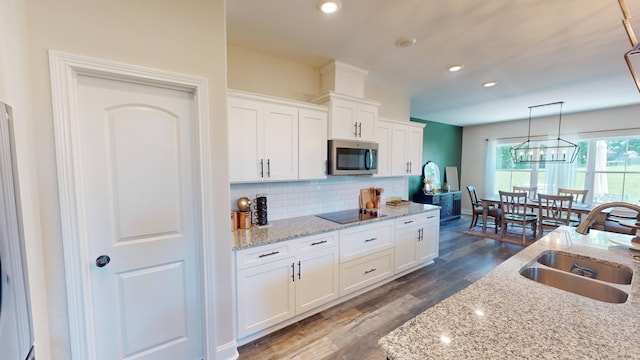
[[237, 215, 525, 360]]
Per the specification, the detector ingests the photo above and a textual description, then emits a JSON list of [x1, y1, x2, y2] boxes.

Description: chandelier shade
[[509, 101, 578, 164]]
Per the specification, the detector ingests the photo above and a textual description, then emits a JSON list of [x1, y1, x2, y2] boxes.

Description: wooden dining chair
[[537, 194, 573, 236], [467, 185, 501, 233], [557, 188, 588, 224], [513, 185, 537, 216], [513, 186, 537, 201], [499, 191, 537, 244]]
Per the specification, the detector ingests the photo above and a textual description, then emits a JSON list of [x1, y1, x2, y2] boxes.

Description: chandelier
[[509, 101, 578, 164], [620, 0, 640, 93]]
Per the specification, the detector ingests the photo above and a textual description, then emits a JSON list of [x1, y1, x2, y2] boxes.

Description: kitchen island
[[378, 226, 640, 359]]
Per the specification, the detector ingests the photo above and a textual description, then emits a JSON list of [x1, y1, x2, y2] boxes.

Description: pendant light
[[509, 101, 578, 164]]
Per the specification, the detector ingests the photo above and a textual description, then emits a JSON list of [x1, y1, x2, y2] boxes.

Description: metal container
[[238, 211, 252, 229], [231, 211, 238, 232]]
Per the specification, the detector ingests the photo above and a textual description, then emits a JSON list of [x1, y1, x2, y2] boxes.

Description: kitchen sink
[[519, 267, 629, 304], [536, 250, 633, 285]]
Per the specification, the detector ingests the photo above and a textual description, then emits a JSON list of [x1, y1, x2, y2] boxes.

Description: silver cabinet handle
[[311, 240, 327, 246], [364, 268, 377, 274], [365, 237, 377, 242], [298, 260, 301, 279], [267, 159, 271, 177], [404, 220, 415, 224], [258, 251, 279, 258], [354, 122, 359, 137], [260, 159, 264, 178], [291, 262, 295, 282]]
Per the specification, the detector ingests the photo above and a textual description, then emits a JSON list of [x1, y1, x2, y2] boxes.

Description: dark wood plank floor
[[237, 215, 525, 360]]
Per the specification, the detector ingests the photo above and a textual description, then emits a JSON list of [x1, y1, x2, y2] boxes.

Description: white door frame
[[48, 51, 217, 359]]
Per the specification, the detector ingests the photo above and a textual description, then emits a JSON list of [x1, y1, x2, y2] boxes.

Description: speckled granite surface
[[378, 226, 640, 359], [232, 203, 440, 250]]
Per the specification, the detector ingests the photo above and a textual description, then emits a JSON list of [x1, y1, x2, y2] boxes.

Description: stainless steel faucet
[[575, 202, 640, 234]]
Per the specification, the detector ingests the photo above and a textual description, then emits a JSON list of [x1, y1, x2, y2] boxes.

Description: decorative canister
[[238, 211, 252, 229], [231, 211, 238, 232]]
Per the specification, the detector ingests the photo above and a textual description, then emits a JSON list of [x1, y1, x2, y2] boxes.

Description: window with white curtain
[[489, 134, 639, 203]]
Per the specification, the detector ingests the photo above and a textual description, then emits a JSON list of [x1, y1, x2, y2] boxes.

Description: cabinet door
[[391, 125, 409, 175], [263, 103, 298, 181], [298, 108, 327, 180], [394, 223, 420, 273], [228, 97, 264, 182], [330, 97, 359, 140], [296, 246, 339, 314], [236, 257, 296, 338], [417, 212, 440, 262], [375, 121, 392, 177], [356, 102, 377, 141], [406, 126, 423, 175]]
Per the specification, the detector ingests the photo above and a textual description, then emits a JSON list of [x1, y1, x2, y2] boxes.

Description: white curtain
[[484, 138, 496, 197], [541, 135, 578, 194]]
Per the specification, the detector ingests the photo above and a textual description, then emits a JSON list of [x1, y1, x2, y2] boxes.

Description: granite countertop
[[232, 203, 440, 250], [378, 226, 640, 359]]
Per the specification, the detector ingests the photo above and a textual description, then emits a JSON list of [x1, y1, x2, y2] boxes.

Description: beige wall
[[460, 104, 640, 212], [0, 0, 51, 356], [227, 45, 411, 119], [18, 0, 233, 358]]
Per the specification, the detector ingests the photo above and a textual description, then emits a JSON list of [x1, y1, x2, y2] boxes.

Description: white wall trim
[[216, 340, 239, 360], [48, 51, 217, 359]]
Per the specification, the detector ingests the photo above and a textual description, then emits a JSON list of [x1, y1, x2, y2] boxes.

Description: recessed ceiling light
[[317, 0, 342, 14], [448, 65, 464, 72], [395, 36, 417, 48], [483, 81, 497, 88]]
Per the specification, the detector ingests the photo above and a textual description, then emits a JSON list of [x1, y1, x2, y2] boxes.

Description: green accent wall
[[408, 118, 463, 200]]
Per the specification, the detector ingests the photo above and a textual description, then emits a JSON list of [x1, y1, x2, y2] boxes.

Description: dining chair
[[557, 188, 588, 224], [512, 185, 537, 216], [499, 191, 538, 244], [537, 194, 573, 236], [466, 185, 501, 233], [513, 186, 537, 201]]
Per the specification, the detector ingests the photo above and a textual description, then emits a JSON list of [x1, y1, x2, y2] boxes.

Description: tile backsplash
[[230, 176, 409, 221]]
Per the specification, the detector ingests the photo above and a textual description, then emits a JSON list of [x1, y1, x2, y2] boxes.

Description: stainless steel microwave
[[328, 139, 378, 175]]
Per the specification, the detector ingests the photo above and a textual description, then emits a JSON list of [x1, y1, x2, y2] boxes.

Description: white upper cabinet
[[298, 108, 328, 180], [312, 92, 381, 142], [228, 90, 327, 183], [380, 118, 425, 176], [375, 120, 392, 177]]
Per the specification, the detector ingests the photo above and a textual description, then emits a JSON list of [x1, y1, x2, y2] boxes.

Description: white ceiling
[[226, 0, 640, 126]]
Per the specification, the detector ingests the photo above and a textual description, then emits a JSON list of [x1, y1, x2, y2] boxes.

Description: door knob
[[96, 255, 111, 268]]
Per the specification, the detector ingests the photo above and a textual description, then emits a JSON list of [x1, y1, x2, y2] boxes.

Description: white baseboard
[[216, 340, 239, 360]]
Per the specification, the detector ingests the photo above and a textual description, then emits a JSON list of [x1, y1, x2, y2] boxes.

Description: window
[[587, 138, 640, 203], [491, 136, 640, 203]]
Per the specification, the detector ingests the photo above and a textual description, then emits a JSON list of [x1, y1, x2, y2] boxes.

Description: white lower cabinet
[[394, 212, 440, 273], [235, 232, 339, 339], [340, 248, 394, 296], [234, 211, 439, 341]]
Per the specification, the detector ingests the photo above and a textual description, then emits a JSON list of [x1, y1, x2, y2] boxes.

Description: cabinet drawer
[[416, 211, 439, 225], [236, 241, 294, 270], [394, 215, 419, 230], [295, 231, 338, 254], [340, 249, 394, 296], [340, 220, 394, 262]]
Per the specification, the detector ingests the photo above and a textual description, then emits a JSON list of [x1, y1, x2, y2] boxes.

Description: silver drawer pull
[[311, 240, 328, 246], [364, 237, 377, 242], [258, 251, 280, 258], [404, 220, 415, 224], [427, 215, 436, 219], [364, 268, 377, 274]]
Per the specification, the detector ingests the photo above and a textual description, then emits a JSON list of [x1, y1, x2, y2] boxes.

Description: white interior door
[[76, 75, 202, 360]]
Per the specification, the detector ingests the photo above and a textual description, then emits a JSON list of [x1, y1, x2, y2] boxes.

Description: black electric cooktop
[[316, 209, 386, 224]]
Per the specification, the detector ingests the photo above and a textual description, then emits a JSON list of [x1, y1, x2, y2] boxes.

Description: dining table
[[479, 195, 598, 233]]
